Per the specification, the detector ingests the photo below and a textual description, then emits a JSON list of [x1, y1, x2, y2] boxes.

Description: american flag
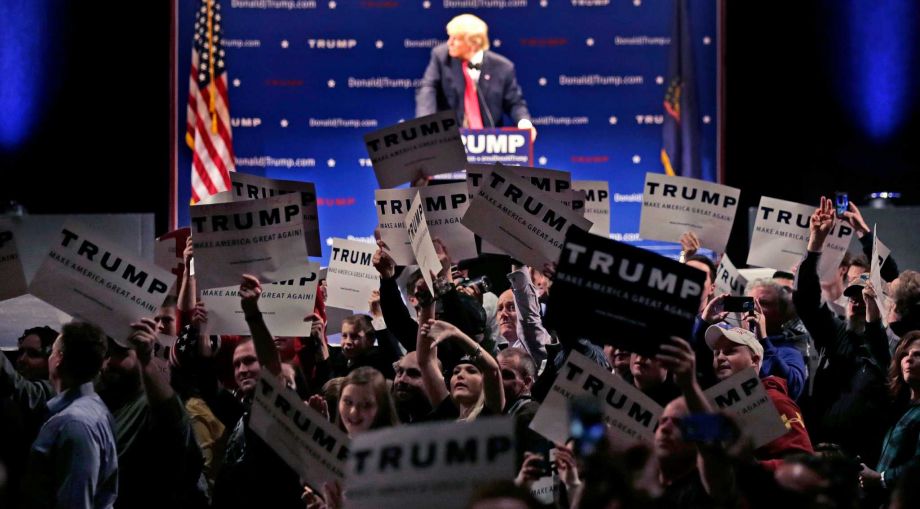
[[186, 0, 234, 203]]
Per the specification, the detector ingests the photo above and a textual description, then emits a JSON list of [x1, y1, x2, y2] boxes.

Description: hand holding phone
[[722, 296, 754, 313], [835, 192, 849, 218]]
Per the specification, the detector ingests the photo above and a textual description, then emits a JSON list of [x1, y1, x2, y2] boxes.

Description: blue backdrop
[[176, 0, 718, 264]]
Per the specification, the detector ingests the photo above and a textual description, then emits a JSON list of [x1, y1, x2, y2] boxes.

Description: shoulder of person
[[485, 50, 514, 68]]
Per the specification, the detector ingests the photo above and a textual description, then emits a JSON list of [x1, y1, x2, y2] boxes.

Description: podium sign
[[461, 128, 533, 166]]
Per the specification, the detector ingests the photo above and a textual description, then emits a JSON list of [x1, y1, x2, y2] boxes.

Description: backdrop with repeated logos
[[176, 0, 717, 264]]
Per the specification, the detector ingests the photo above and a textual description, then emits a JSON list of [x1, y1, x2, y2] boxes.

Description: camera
[[457, 275, 492, 295], [723, 296, 755, 313]]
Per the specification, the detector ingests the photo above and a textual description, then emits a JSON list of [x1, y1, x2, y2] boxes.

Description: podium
[[460, 128, 533, 166]]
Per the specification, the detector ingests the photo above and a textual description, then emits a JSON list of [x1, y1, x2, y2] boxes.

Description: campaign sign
[[345, 417, 515, 509], [201, 263, 320, 336], [639, 173, 740, 253], [375, 182, 477, 265], [870, 225, 891, 316], [0, 218, 28, 302], [747, 196, 853, 281], [466, 163, 573, 256], [462, 165, 592, 268], [325, 238, 379, 312], [190, 193, 308, 290], [529, 351, 662, 447], [364, 111, 468, 189], [703, 368, 788, 449], [249, 375, 349, 490], [28, 221, 174, 345], [219, 173, 322, 257], [461, 128, 533, 166], [406, 192, 441, 295], [714, 254, 747, 297], [573, 180, 611, 237], [544, 227, 706, 355]]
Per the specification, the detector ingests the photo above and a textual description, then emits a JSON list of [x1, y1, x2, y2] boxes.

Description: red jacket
[[757, 376, 815, 471]]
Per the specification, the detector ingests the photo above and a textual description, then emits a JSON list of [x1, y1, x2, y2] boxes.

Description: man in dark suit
[[416, 14, 536, 141]]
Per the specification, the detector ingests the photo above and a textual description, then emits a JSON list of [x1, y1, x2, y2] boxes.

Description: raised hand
[[127, 318, 159, 365], [807, 196, 836, 251], [372, 240, 396, 279], [239, 274, 262, 317]]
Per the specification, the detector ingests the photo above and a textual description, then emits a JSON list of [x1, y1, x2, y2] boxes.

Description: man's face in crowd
[[496, 290, 517, 341], [100, 342, 141, 393], [847, 293, 867, 324], [749, 286, 783, 332], [447, 32, 476, 61], [498, 354, 531, 401], [655, 398, 695, 461], [340, 323, 373, 360], [630, 353, 667, 388], [686, 260, 714, 312], [711, 336, 759, 380], [612, 348, 632, 377], [17, 333, 50, 380], [154, 305, 177, 336], [48, 337, 64, 387], [233, 341, 261, 397], [392, 352, 426, 403]]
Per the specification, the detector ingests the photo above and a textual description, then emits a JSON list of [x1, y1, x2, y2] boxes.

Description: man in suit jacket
[[416, 14, 536, 141]]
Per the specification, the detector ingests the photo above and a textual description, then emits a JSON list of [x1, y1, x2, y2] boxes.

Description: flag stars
[[703, 115, 711, 124], [538, 77, 547, 86], [327, 159, 336, 167], [199, 73, 206, 81], [375, 40, 384, 49], [538, 156, 548, 165], [540, 0, 548, 7], [327, 79, 336, 88], [281, 39, 289, 48], [586, 38, 595, 46], [329, 0, 337, 8], [232, 78, 241, 87], [423, 1, 431, 8], [655, 76, 664, 85], [703, 36, 712, 45], [609, 116, 618, 125], [280, 119, 289, 128], [493, 39, 502, 47], [632, 155, 641, 164], [633, 0, 642, 6]]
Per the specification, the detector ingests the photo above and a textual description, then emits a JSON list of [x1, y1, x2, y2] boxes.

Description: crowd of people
[[2, 195, 920, 509]]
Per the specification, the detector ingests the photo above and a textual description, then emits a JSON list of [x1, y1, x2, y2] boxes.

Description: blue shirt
[[23, 382, 119, 509]]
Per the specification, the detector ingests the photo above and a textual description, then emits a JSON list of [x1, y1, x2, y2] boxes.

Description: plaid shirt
[[877, 402, 920, 485]]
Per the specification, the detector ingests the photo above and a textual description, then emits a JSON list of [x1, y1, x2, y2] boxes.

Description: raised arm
[[416, 303, 449, 408], [239, 274, 282, 378]]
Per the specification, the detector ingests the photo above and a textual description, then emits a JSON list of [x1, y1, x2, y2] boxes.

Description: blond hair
[[446, 14, 489, 51]]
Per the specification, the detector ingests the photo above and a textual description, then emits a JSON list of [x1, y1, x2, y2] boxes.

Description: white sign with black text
[[529, 351, 662, 447], [249, 375, 349, 490], [747, 196, 853, 281], [0, 218, 28, 302], [639, 173, 740, 253], [375, 182, 477, 264], [364, 111, 468, 188], [870, 225, 891, 316], [28, 221, 174, 345], [325, 238, 379, 312], [462, 165, 592, 268], [703, 368, 788, 449], [201, 263, 320, 336], [573, 180, 611, 236], [406, 192, 441, 295], [190, 193, 308, 290], [345, 417, 515, 509], [715, 254, 747, 297]]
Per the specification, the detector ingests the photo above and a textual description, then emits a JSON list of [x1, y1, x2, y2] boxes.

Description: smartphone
[[677, 413, 737, 444], [722, 296, 754, 313], [569, 395, 605, 457], [835, 192, 849, 218]]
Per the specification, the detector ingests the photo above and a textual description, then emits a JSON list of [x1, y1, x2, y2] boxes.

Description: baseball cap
[[704, 324, 764, 359], [843, 272, 871, 298]]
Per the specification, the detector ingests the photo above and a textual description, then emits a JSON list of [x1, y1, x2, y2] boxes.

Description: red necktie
[[461, 61, 484, 129]]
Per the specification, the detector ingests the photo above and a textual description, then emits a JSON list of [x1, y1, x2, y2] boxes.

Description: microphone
[[475, 70, 496, 128]]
